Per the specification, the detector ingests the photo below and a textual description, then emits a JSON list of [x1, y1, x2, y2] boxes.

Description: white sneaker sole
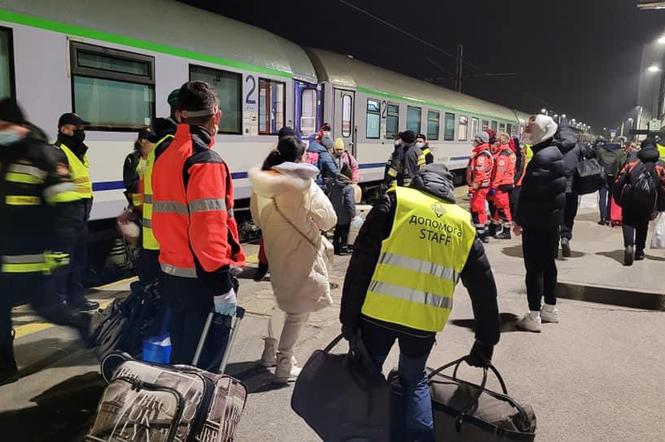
[[515, 322, 542, 333], [540, 316, 559, 324]]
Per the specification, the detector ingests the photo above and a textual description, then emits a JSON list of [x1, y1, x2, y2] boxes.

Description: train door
[[333, 89, 356, 156], [294, 80, 322, 141]]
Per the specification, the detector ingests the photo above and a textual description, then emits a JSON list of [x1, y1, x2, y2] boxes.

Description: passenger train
[[0, 0, 530, 232]]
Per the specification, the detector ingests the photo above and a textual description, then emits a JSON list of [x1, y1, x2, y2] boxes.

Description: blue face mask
[[0, 128, 23, 146]]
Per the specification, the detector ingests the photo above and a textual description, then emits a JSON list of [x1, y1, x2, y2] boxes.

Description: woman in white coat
[[249, 136, 337, 382]]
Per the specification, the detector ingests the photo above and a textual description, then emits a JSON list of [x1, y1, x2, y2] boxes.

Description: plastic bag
[[651, 213, 665, 249]]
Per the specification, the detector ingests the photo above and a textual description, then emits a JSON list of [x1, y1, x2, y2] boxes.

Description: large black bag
[[291, 334, 391, 441], [574, 158, 606, 195], [391, 358, 536, 442]]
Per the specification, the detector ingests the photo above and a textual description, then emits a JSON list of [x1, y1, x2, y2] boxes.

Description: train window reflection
[[342, 94, 352, 137], [386, 103, 399, 139], [300, 88, 317, 137], [407, 106, 421, 133], [0, 27, 14, 100], [259, 78, 285, 135], [427, 110, 440, 140], [366, 98, 380, 139], [444, 112, 455, 141], [458, 115, 468, 141], [190, 65, 242, 134]]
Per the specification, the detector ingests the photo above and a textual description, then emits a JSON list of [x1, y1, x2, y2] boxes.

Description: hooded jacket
[[552, 125, 584, 193], [515, 137, 567, 228], [340, 164, 500, 347], [250, 162, 337, 314], [307, 137, 339, 186], [328, 174, 356, 225], [613, 147, 665, 222]]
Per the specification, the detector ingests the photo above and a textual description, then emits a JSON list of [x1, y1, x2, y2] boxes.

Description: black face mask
[[72, 129, 86, 144]]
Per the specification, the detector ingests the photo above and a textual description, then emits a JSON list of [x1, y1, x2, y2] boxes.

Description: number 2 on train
[[245, 75, 256, 105]]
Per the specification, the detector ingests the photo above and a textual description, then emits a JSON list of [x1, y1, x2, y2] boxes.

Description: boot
[[561, 238, 572, 258], [488, 223, 498, 237], [0, 331, 19, 387], [635, 248, 645, 261], [253, 263, 269, 282], [624, 246, 634, 266], [274, 353, 302, 383], [495, 225, 511, 240], [260, 337, 277, 367]]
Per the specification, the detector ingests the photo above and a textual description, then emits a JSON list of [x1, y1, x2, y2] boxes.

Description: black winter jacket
[[340, 164, 500, 347], [328, 174, 356, 226], [553, 125, 583, 193], [515, 138, 567, 228]]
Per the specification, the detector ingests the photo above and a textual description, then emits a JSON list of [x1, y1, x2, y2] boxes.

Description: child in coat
[[329, 164, 356, 255]]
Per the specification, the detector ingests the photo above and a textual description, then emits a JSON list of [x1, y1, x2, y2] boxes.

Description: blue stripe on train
[[91, 165, 385, 192]]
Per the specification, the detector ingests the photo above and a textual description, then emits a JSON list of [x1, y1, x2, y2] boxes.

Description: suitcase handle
[[324, 333, 381, 374], [428, 357, 508, 395]]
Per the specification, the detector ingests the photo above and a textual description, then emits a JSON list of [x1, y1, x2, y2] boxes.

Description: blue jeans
[[361, 319, 436, 442]]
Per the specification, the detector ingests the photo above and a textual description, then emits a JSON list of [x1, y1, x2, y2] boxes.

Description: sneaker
[[515, 312, 542, 333], [495, 229, 511, 240], [274, 355, 302, 383], [260, 337, 277, 367], [70, 299, 100, 312], [597, 219, 607, 226], [635, 249, 645, 261], [624, 246, 634, 266], [253, 264, 269, 282], [540, 304, 560, 323], [561, 238, 571, 258]]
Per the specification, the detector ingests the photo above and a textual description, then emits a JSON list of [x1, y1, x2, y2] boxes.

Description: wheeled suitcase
[[86, 307, 247, 441], [390, 357, 536, 442]]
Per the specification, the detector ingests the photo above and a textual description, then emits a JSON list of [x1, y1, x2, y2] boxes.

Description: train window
[[258, 78, 286, 135], [366, 99, 381, 139], [427, 110, 440, 140], [499, 122, 507, 133], [407, 106, 421, 133], [300, 88, 317, 137], [190, 65, 242, 134], [458, 116, 469, 141], [482, 120, 489, 131], [471, 117, 480, 137], [0, 28, 14, 99], [507, 123, 513, 136], [386, 103, 399, 139], [70, 42, 155, 129], [342, 94, 353, 137], [444, 112, 455, 141], [491, 120, 498, 132]]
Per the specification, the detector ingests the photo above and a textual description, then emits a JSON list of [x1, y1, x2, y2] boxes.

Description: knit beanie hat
[[527, 115, 558, 145], [401, 130, 416, 144], [474, 132, 489, 145]]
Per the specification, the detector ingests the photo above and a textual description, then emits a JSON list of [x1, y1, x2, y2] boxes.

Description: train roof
[[307, 48, 525, 123], [0, 0, 318, 83]]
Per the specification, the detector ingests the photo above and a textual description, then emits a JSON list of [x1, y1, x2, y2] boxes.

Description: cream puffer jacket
[[249, 162, 337, 314]]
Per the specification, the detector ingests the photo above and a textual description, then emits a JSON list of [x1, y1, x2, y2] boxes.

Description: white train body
[[0, 0, 531, 225]]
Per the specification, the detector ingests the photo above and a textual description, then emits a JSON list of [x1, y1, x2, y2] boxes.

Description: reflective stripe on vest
[[142, 134, 174, 250], [361, 186, 476, 332], [525, 145, 534, 164], [1, 254, 48, 273], [59, 143, 92, 198], [658, 144, 665, 161], [5, 195, 40, 206], [160, 263, 197, 278]]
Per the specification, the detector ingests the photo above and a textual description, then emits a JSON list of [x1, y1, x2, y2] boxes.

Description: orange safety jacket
[[152, 124, 245, 280], [491, 144, 516, 189], [466, 143, 494, 189]]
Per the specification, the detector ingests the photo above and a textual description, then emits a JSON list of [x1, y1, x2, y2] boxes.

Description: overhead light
[[638, 1, 665, 10], [648, 64, 661, 72], [658, 36, 665, 44], [540, 108, 547, 114]]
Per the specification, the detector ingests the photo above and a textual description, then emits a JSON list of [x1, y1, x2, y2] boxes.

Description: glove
[[213, 287, 237, 317], [465, 340, 493, 368], [487, 188, 497, 197]]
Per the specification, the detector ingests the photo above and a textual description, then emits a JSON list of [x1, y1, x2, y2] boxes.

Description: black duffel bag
[[575, 158, 606, 195], [391, 357, 536, 442], [292, 334, 391, 442]]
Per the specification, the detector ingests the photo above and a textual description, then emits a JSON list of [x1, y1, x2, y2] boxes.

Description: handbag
[[574, 158, 606, 195], [272, 198, 334, 265], [291, 334, 391, 442], [390, 357, 536, 442]]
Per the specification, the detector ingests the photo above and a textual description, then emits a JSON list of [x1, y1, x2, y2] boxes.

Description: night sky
[[181, 0, 665, 130]]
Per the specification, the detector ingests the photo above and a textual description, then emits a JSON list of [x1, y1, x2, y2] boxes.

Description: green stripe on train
[[0, 8, 292, 79]]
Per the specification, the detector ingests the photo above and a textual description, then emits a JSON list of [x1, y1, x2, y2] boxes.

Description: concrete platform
[[2, 204, 665, 441]]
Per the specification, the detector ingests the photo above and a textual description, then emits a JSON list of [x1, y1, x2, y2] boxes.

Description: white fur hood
[[249, 162, 319, 198]]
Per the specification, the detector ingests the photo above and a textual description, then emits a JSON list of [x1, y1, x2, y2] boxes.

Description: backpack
[[622, 162, 658, 211], [596, 147, 625, 177]]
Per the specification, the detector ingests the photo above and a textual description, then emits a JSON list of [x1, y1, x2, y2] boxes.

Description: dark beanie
[[0, 98, 25, 124], [401, 130, 416, 144], [278, 126, 296, 139]]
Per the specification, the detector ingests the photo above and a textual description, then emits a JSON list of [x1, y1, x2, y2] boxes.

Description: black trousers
[[138, 248, 161, 285], [622, 220, 649, 250], [0, 274, 81, 369], [161, 273, 230, 372], [522, 225, 560, 311], [333, 223, 351, 252], [55, 199, 91, 306], [560, 192, 579, 240]]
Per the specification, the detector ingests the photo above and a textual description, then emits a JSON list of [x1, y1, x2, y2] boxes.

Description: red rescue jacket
[[152, 124, 245, 280], [491, 144, 517, 189], [466, 143, 494, 189]]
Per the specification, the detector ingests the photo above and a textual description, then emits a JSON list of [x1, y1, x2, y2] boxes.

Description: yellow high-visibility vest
[[142, 134, 174, 250], [59, 143, 92, 199], [657, 144, 665, 162], [361, 186, 476, 332], [525, 145, 534, 164]]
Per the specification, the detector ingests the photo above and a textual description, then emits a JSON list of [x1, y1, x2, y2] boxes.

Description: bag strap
[[271, 198, 320, 250], [323, 334, 344, 353]]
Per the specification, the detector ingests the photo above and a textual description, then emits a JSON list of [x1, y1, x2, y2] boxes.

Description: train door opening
[[333, 89, 355, 156], [294, 80, 321, 141]]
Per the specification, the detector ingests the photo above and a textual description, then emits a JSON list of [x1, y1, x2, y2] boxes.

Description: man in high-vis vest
[[152, 81, 245, 368], [340, 164, 500, 441], [0, 99, 91, 386], [53, 112, 98, 311], [138, 89, 180, 284]]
